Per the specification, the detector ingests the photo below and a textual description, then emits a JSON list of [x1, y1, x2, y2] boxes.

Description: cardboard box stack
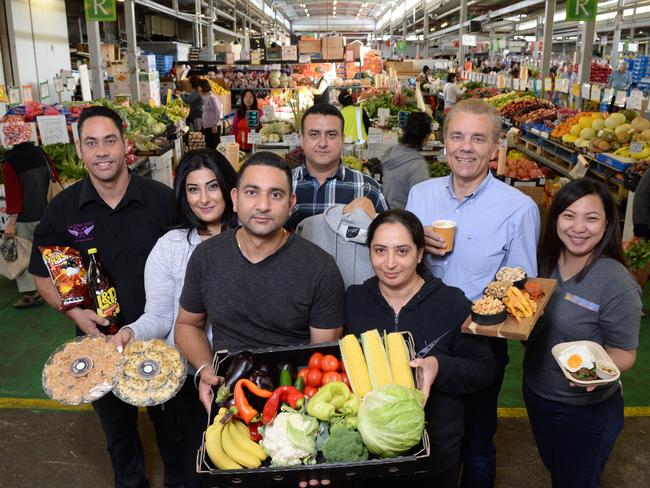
[[322, 36, 345, 60]]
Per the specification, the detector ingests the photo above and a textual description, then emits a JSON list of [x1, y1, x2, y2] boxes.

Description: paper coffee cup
[[432, 220, 457, 253]]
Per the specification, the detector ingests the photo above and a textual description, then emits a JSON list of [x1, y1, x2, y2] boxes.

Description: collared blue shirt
[[608, 70, 631, 91], [406, 172, 540, 301]]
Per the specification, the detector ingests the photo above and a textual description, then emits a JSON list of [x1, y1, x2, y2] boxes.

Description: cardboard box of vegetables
[[196, 330, 430, 486]]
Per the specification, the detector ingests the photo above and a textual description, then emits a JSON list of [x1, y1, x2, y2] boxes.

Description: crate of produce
[[196, 333, 431, 487]]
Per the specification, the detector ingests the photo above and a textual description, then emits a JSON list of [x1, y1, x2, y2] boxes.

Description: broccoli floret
[[321, 427, 369, 463]]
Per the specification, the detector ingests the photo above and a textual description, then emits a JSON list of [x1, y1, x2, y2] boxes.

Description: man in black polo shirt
[[29, 106, 183, 488], [175, 152, 345, 412], [288, 104, 388, 229]]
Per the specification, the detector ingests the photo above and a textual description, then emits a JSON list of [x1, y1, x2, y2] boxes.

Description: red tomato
[[306, 368, 323, 387], [304, 385, 318, 398], [321, 354, 340, 373], [297, 368, 310, 380], [341, 372, 350, 388], [322, 371, 343, 384], [308, 352, 324, 370]]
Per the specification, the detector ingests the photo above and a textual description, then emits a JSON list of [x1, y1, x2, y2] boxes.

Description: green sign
[[396, 40, 407, 52], [84, 0, 117, 22], [566, 0, 598, 22]]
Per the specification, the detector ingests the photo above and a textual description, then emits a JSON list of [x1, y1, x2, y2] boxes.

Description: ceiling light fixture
[[440, 21, 447, 28]]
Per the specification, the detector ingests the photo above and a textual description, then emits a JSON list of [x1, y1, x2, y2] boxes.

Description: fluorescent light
[[440, 22, 447, 28]]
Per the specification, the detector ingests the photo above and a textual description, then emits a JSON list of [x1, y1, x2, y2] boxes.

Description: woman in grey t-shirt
[[523, 179, 641, 488]]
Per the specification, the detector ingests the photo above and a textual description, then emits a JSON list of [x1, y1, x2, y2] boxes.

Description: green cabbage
[[357, 384, 425, 458]]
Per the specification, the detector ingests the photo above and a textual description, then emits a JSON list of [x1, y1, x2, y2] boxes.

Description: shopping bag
[[0, 235, 31, 280]]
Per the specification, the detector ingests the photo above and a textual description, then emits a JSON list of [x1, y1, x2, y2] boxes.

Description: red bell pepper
[[261, 386, 305, 424]]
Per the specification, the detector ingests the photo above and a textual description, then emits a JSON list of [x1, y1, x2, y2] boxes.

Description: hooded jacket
[[345, 275, 496, 473], [296, 205, 374, 288], [381, 145, 429, 209]]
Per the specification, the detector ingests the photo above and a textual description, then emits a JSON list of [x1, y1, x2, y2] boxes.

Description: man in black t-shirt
[[29, 106, 183, 488], [175, 152, 345, 411]]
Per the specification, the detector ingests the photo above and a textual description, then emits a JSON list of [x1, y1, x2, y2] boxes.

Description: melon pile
[[559, 110, 650, 154]]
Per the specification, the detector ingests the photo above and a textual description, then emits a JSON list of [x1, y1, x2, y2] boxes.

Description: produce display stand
[[461, 278, 557, 341], [196, 337, 431, 487]]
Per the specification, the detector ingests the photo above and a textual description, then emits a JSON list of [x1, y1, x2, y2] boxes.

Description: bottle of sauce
[[86, 248, 123, 335]]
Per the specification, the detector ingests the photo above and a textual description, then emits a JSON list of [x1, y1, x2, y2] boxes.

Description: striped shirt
[[289, 163, 388, 229]]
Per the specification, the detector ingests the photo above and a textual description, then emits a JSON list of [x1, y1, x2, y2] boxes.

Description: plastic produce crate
[[196, 335, 431, 487]]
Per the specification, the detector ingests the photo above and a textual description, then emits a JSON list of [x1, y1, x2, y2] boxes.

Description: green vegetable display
[[342, 155, 363, 172], [429, 161, 451, 178], [357, 384, 425, 459], [321, 425, 368, 463], [624, 238, 650, 271], [362, 93, 419, 119], [41, 143, 87, 182]]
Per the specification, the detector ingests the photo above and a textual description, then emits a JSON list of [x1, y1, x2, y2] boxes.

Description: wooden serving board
[[461, 278, 557, 341]]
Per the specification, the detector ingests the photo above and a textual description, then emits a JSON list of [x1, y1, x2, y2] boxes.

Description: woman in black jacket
[[345, 209, 496, 487]]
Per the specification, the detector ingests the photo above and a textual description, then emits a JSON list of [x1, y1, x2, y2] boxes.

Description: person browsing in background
[[289, 103, 388, 229], [111, 149, 238, 488], [608, 62, 632, 113], [416, 65, 432, 90], [444, 72, 466, 114], [523, 179, 641, 488], [381, 111, 432, 209], [406, 98, 540, 488], [232, 89, 262, 152], [197, 79, 222, 149], [28, 106, 183, 488], [345, 209, 495, 487], [179, 75, 204, 131], [2, 121, 51, 308], [338, 90, 370, 144], [174, 151, 345, 410]]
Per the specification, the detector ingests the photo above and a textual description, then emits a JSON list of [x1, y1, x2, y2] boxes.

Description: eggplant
[[277, 362, 297, 384], [252, 360, 276, 380], [249, 369, 276, 392], [214, 351, 255, 403]]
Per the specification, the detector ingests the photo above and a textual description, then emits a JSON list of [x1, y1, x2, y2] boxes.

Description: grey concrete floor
[[1, 409, 648, 487]]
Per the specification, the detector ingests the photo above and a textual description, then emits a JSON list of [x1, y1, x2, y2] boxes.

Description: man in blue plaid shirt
[[288, 104, 388, 229]]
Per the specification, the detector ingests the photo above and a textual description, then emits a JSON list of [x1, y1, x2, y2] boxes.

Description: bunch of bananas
[[205, 78, 230, 95], [615, 142, 650, 160], [205, 408, 268, 470]]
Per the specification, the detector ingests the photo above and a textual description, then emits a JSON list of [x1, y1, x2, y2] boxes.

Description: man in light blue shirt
[[406, 98, 540, 488], [608, 62, 632, 91]]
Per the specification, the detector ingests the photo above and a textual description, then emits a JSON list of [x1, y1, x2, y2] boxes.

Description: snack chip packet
[[39, 246, 91, 311]]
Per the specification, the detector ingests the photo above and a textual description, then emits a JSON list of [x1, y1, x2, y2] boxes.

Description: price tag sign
[[496, 75, 506, 89], [614, 90, 627, 107], [246, 110, 259, 129], [283, 132, 301, 146], [627, 89, 644, 110], [346, 50, 354, 62], [527, 79, 535, 91], [572, 82, 580, 97], [221, 135, 236, 144], [535, 80, 543, 92], [513, 79, 520, 91], [54, 76, 64, 93], [299, 54, 311, 64], [368, 128, 383, 145], [282, 45, 298, 61], [225, 53, 235, 65], [590, 84, 602, 102], [250, 50, 261, 65], [602, 87, 614, 103], [398, 111, 410, 130], [581, 83, 591, 100], [544, 77, 552, 92], [36, 115, 69, 146], [630, 141, 644, 154], [382, 132, 398, 145], [377, 107, 390, 126], [247, 131, 261, 144], [506, 77, 512, 89], [263, 106, 275, 121], [558, 78, 570, 94]]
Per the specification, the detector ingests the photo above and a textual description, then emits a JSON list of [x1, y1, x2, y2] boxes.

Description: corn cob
[[385, 332, 415, 389], [339, 334, 372, 397], [360, 329, 393, 389]]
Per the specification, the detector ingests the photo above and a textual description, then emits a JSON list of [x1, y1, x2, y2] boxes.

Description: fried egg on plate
[[559, 345, 594, 372]]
